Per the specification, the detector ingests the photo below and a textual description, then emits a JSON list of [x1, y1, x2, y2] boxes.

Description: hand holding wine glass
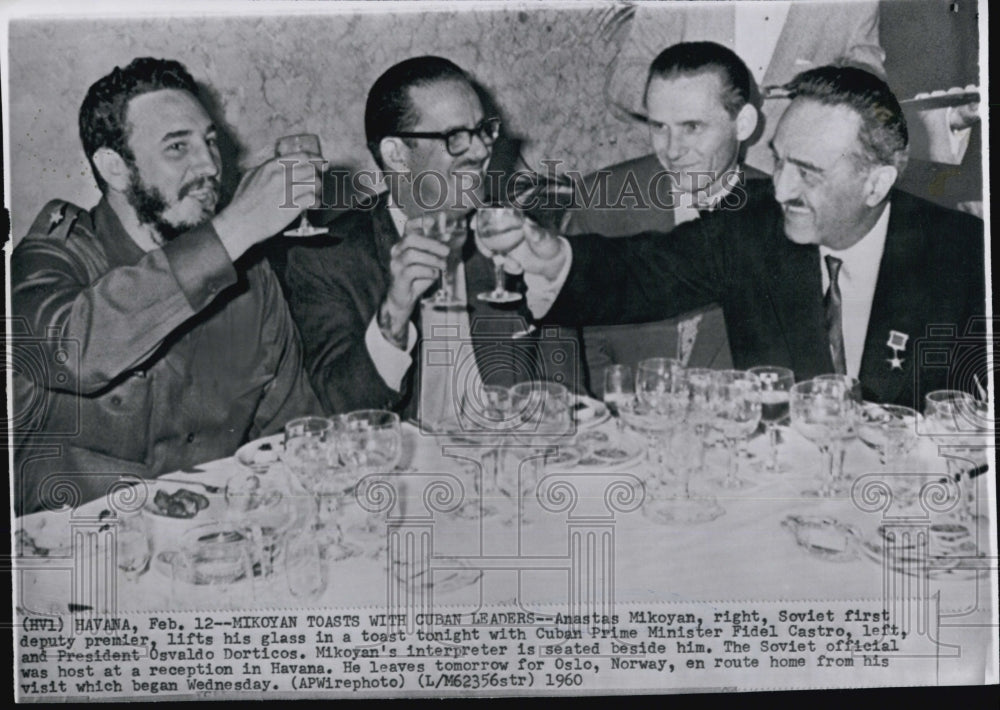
[[274, 133, 327, 237], [474, 207, 525, 303]]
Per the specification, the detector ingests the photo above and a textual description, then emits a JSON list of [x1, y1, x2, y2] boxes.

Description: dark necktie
[[823, 255, 847, 375]]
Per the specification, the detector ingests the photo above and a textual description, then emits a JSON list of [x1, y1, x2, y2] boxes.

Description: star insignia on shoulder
[[48, 205, 65, 231]]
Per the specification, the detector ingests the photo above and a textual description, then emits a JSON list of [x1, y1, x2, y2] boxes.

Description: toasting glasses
[[275, 133, 327, 237], [473, 207, 526, 304]]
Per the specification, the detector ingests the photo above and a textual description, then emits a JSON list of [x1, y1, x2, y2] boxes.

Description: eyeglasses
[[392, 117, 501, 157]]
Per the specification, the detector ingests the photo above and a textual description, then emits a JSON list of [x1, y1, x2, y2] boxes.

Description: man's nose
[[191, 140, 221, 178], [653, 127, 686, 162], [771, 161, 799, 203], [464, 131, 490, 163]]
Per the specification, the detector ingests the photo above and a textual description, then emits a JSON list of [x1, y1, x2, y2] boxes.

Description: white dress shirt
[[364, 201, 484, 395], [819, 203, 891, 379]]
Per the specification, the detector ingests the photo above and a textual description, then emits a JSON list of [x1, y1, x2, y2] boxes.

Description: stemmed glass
[[603, 364, 635, 446], [857, 403, 921, 472], [474, 207, 525, 304], [275, 134, 327, 237], [923, 390, 985, 522], [707, 370, 762, 489], [790, 377, 858, 497], [283, 416, 356, 559], [748, 366, 795, 474], [458, 384, 518, 517], [635, 357, 687, 466], [340, 410, 404, 553], [115, 510, 151, 583], [408, 212, 467, 308]]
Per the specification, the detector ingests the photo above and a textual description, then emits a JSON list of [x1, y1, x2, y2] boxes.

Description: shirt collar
[[819, 203, 891, 275], [385, 194, 408, 240]]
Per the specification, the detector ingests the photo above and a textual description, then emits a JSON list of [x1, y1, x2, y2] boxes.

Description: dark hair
[[643, 41, 752, 118], [79, 57, 201, 191], [784, 65, 908, 172], [364, 56, 469, 168]]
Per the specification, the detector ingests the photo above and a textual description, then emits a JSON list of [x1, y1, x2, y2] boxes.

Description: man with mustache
[[485, 65, 985, 410], [12, 57, 323, 515], [284, 56, 579, 419]]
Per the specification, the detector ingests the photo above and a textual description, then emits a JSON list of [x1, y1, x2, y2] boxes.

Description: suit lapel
[[858, 201, 924, 405], [763, 226, 834, 378]]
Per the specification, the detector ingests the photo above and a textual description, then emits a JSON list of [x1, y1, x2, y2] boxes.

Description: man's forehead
[[125, 88, 212, 140], [645, 70, 730, 114], [773, 99, 863, 162], [407, 79, 482, 130]]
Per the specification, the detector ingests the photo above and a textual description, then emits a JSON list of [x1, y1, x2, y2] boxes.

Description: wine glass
[[707, 370, 762, 490], [923, 390, 984, 521], [474, 207, 525, 304], [275, 133, 327, 237], [115, 510, 151, 583], [459, 384, 517, 517], [857, 403, 921, 472], [748, 366, 795, 474], [408, 212, 467, 308], [685, 367, 720, 472], [790, 377, 858, 497], [635, 358, 687, 467], [340, 410, 404, 553], [603, 364, 635, 445], [283, 416, 355, 558]]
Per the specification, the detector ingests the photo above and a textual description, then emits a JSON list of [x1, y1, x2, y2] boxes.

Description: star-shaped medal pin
[[48, 205, 65, 231], [885, 330, 909, 371]]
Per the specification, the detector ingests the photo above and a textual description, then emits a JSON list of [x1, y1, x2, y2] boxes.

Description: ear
[[379, 137, 411, 173], [863, 164, 897, 206], [92, 148, 132, 192], [735, 103, 758, 142]]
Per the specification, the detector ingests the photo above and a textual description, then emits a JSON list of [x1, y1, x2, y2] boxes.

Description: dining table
[[13, 407, 997, 696]]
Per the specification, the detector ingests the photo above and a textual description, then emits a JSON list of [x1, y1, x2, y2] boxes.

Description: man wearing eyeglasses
[[284, 56, 579, 417]]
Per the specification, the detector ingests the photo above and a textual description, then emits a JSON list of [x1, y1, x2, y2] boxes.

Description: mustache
[[179, 176, 221, 200]]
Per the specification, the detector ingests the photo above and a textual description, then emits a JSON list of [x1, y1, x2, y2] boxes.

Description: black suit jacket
[[546, 182, 986, 410], [284, 194, 583, 418]]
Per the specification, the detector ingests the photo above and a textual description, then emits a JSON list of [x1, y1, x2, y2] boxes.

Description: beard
[[124, 163, 220, 242]]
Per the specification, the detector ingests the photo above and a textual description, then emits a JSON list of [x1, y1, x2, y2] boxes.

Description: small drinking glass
[[285, 527, 328, 600], [747, 365, 795, 473]]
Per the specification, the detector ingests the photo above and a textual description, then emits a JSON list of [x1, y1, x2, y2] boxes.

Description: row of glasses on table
[[597, 359, 989, 524]]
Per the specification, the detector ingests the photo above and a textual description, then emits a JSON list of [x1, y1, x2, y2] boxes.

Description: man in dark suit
[[563, 42, 766, 393], [284, 56, 579, 419], [486, 66, 985, 411]]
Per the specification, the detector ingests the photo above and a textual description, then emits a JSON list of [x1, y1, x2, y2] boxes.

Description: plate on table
[[781, 515, 862, 562], [571, 395, 611, 429], [857, 523, 990, 580], [899, 87, 979, 110], [391, 556, 483, 595]]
